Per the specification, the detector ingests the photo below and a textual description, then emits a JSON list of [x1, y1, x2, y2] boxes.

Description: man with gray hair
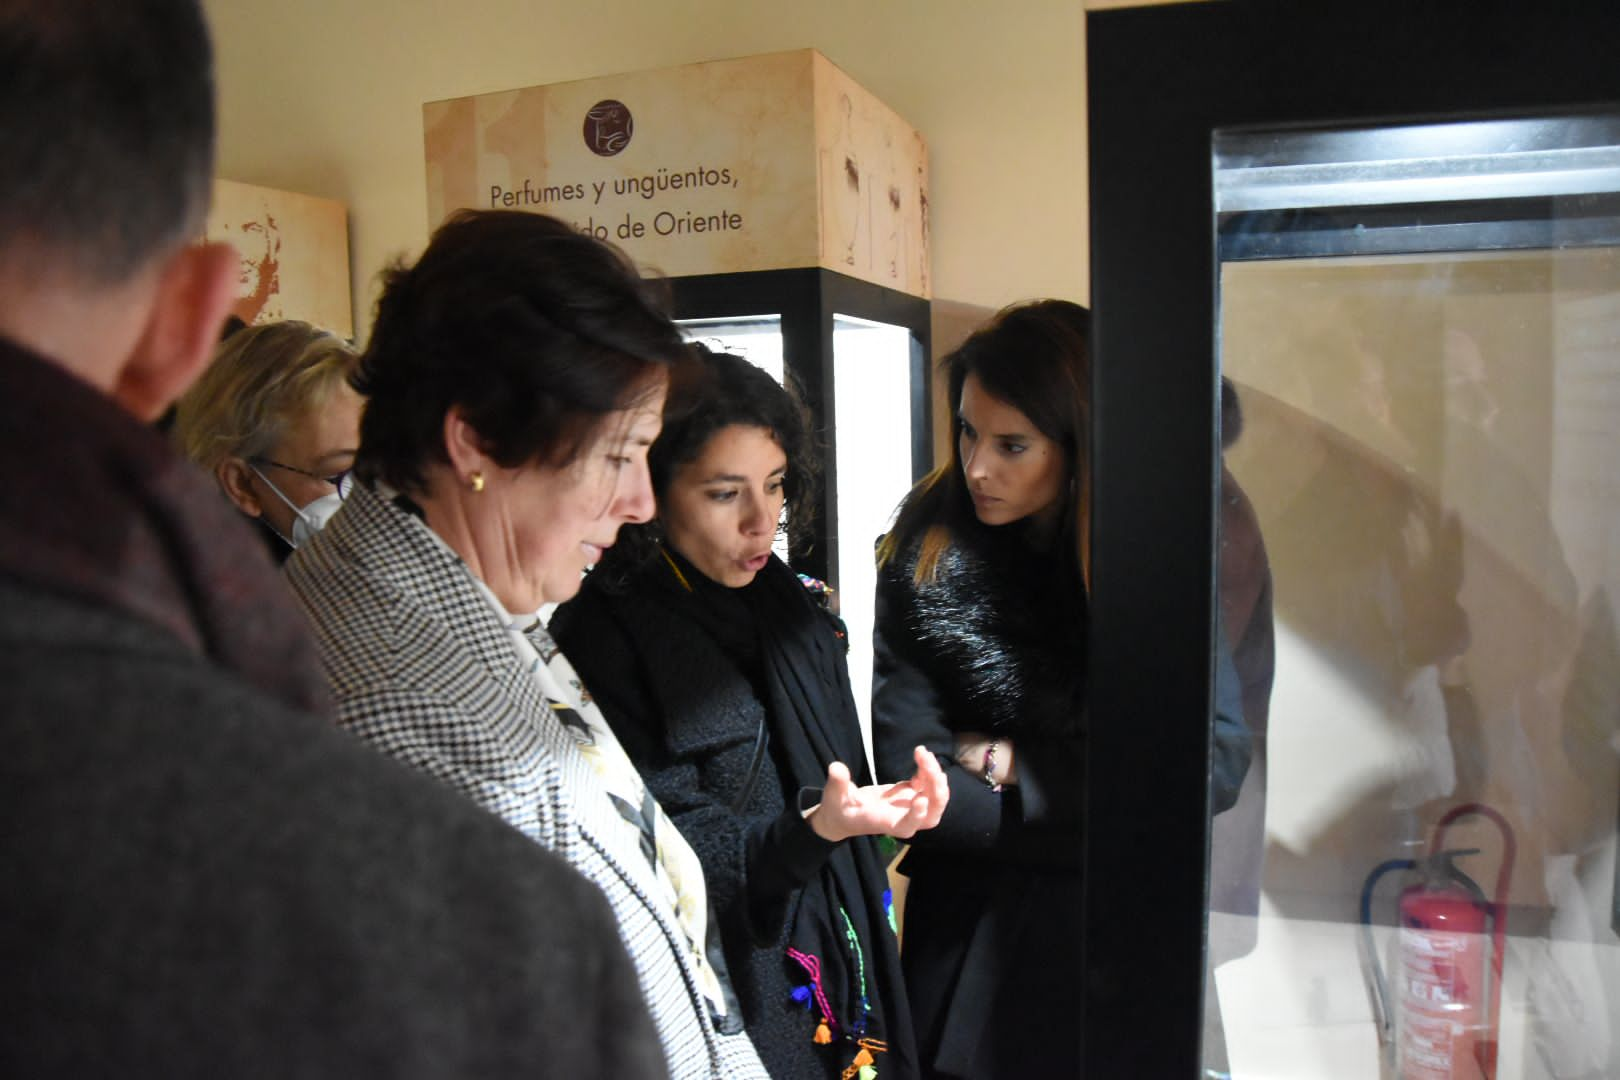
[[0, 2, 666, 1074]]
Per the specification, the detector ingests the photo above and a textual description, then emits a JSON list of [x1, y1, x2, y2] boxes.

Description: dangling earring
[[469, 471, 485, 493]]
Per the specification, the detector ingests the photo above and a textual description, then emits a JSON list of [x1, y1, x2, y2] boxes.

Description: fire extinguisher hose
[[1358, 856, 1418, 1049]]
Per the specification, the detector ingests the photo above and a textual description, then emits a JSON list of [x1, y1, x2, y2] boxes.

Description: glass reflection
[[1209, 121, 1620, 1080]]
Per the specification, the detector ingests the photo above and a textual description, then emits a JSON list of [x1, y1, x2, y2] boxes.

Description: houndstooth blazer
[[284, 482, 766, 1080]]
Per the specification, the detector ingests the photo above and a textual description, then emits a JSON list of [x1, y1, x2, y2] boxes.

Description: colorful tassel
[[788, 947, 838, 1042], [840, 908, 872, 1035], [790, 985, 812, 1008], [842, 1038, 889, 1080]]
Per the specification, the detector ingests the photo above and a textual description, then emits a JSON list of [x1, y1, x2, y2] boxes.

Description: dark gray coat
[[0, 336, 666, 1079], [0, 584, 665, 1079]]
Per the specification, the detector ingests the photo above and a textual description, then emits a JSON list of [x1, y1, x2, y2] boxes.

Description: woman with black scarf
[[552, 345, 946, 1080]]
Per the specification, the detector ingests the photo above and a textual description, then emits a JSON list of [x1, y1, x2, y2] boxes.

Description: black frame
[[1085, 2, 1620, 1074], [669, 267, 932, 587], [1218, 193, 1620, 261]]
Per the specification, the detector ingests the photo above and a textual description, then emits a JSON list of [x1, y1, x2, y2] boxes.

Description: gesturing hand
[[807, 745, 950, 843]]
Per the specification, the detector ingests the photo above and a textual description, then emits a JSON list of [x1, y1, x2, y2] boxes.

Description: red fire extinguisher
[[1360, 804, 1515, 1080]]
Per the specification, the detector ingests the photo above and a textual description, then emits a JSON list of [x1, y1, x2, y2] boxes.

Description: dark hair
[[0, 0, 216, 283], [352, 210, 685, 494], [652, 344, 814, 510], [601, 343, 817, 582], [878, 299, 1092, 588]]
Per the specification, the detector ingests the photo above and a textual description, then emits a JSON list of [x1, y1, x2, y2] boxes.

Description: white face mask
[[249, 464, 345, 549]]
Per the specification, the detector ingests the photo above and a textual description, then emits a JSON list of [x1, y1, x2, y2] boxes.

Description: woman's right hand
[[806, 745, 949, 843]]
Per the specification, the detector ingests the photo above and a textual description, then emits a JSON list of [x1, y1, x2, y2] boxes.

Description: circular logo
[[583, 100, 633, 157]]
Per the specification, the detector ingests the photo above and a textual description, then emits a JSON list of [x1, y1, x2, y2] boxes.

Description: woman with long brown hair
[[872, 299, 1092, 1078], [874, 299, 1249, 1077]]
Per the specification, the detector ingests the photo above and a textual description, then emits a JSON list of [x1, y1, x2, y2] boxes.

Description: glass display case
[[1087, 3, 1620, 1076], [672, 269, 931, 754], [680, 314, 787, 385], [1210, 115, 1620, 1080]]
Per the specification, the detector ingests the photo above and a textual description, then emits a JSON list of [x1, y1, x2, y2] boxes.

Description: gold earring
[[469, 471, 485, 493]]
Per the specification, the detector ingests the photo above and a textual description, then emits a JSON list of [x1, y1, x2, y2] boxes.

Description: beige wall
[[203, 0, 1091, 339]]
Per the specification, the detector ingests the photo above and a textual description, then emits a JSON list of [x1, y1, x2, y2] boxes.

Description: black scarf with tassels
[[562, 547, 918, 1079], [659, 549, 915, 1079]]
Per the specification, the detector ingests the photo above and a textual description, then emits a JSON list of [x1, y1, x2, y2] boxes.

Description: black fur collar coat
[[878, 523, 1088, 741]]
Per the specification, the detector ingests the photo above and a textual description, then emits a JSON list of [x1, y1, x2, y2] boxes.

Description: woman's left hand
[[953, 732, 1018, 787], [806, 745, 949, 843]]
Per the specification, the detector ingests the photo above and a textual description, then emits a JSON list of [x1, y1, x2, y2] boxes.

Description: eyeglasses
[[251, 458, 355, 500]]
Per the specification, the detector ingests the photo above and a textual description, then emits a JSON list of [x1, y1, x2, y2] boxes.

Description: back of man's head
[[0, 0, 238, 420], [0, 0, 215, 284]]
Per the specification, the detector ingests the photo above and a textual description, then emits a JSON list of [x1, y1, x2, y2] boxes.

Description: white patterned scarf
[[473, 581, 731, 1021]]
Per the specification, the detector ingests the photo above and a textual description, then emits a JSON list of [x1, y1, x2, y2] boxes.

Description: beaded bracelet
[[981, 739, 1004, 793]]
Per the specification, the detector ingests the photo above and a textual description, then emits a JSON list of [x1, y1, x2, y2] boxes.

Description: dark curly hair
[[652, 344, 813, 509], [351, 210, 684, 495], [596, 343, 818, 585]]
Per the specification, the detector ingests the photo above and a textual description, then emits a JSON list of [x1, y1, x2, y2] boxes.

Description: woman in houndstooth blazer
[[284, 210, 768, 1080]]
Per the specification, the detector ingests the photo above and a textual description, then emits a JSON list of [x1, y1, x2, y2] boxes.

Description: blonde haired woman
[[173, 320, 361, 558]]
